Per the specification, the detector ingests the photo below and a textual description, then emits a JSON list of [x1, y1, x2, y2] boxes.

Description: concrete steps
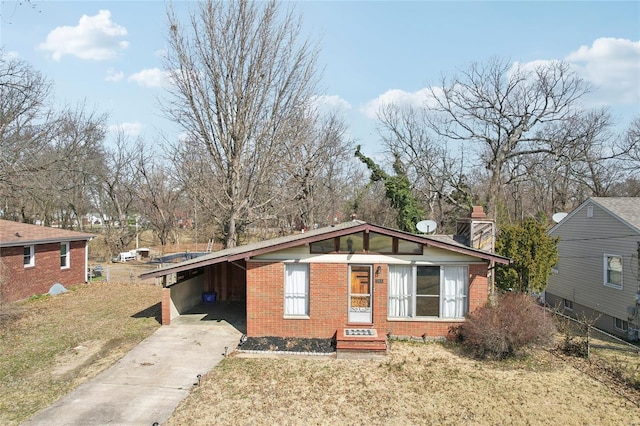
[[336, 328, 387, 355]]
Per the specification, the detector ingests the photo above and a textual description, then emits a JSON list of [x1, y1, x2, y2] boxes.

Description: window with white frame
[[23, 245, 35, 267], [388, 265, 468, 319], [60, 242, 70, 269], [604, 254, 622, 289], [614, 318, 628, 332], [284, 263, 309, 316]]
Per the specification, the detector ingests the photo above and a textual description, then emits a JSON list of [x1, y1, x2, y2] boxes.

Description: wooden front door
[[349, 265, 372, 323]]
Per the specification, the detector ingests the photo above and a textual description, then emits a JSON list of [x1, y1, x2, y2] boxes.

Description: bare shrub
[[451, 292, 556, 359], [553, 311, 590, 358]]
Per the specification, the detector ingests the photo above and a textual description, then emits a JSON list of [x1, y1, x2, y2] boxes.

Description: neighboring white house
[[545, 197, 640, 340]]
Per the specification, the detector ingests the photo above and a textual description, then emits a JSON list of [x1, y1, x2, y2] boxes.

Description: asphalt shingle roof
[[140, 220, 509, 280], [590, 197, 640, 233], [0, 219, 95, 247]]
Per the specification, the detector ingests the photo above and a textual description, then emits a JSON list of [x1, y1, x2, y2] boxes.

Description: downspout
[[85, 240, 90, 283]]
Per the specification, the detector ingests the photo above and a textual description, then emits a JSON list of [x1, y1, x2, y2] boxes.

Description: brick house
[[0, 219, 94, 302], [141, 217, 508, 351]]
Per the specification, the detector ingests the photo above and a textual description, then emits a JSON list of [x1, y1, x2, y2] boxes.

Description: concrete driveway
[[24, 317, 242, 426]]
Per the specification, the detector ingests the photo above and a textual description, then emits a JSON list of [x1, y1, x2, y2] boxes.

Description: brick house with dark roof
[[0, 220, 95, 302]]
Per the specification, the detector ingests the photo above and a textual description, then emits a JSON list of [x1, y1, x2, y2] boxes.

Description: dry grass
[[0, 281, 162, 425], [554, 315, 640, 391], [167, 342, 640, 426], [572, 334, 640, 397]]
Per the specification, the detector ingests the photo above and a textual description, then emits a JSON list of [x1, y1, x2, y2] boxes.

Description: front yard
[[1, 283, 639, 425], [167, 342, 640, 425], [0, 282, 162, 425]]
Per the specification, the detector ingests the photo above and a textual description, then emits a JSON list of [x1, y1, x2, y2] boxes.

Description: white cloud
[[105, 68, 124, 82], [311, 95, 352, 111], [39, 10, 128, 61], [108, 122, 143, 137], [509, 59, 555, 76], [127, 68, 168, 88], [565, 37, 640, 105], [360, 88, 433, 119]]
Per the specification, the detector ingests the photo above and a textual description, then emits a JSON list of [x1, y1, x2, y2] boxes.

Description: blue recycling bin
[[202, 292, 217, 303]]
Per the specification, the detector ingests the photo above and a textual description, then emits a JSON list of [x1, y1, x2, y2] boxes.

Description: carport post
[[162, 287, 171, 325]]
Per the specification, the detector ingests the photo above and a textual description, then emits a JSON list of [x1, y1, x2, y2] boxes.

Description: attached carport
[[139, 252, 248, 326], [138, 232, 321, 326]]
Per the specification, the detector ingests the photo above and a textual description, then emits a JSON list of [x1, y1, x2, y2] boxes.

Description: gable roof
[[0, 219, 95, 248], [140, 221, 509, 279], [590, 197, 640, 232], [549, 197, 640, 234]]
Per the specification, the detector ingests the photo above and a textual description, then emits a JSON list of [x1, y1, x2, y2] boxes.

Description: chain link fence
[[549, 307, 640, 390], [88, 264, 159, 285]]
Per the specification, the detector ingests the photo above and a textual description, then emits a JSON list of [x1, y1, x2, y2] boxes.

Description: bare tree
[[618, 115, 640, 177], [134, 143, 184, 248], [502, 109, 631, 221], [47, 104, 107, 229], [0, 54, 109, 227], [279, 110, 355, 230], [376, 103, 474, 232], [93, 131, 140, 256], [163, 0, 320, 248], [0, 51, 52, 196], [427, 58, 591, 218]]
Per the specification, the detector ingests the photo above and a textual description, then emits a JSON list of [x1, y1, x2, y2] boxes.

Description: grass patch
[[167, 342, 640, 425], [0, 282, 162, 425]]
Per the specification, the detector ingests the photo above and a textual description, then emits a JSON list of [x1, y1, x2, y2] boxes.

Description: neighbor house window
[[23, 246, 35, 267], [604, 254, 622, 289], [388, 265, 468, 319], [60, 242, 70, 269], [284, 264, 309, 316], [563, 298, 573, 310], [614, 318, 628, 332]]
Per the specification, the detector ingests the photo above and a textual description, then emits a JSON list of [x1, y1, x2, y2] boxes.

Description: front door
[[348, 265, 372, 323]]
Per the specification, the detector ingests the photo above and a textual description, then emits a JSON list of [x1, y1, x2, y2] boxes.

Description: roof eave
[[0, 235, 95, 248]]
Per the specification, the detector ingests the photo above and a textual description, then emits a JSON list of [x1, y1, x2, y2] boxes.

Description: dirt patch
[[52, 340, 105, 379], [240, 336, 335, 353], [0, 303, 23, 326], [50, 338, 132, 384]]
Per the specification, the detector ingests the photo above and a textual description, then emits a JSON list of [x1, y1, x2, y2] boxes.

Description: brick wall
[[246, 261, 490, 339], [0, 240, 87, 303], [469, 263, 489, 311], [161, 287, 171, 325]]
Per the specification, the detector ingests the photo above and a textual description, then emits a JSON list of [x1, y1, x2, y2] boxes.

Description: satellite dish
[[552, 212, 568, 223], [416, 220, 437, 234]]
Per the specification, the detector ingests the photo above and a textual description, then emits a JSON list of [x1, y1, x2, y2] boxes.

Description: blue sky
[[1, 1, 639, 155]]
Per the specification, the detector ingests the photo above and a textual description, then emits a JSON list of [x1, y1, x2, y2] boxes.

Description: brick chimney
[[470, 205, 487, 219]]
